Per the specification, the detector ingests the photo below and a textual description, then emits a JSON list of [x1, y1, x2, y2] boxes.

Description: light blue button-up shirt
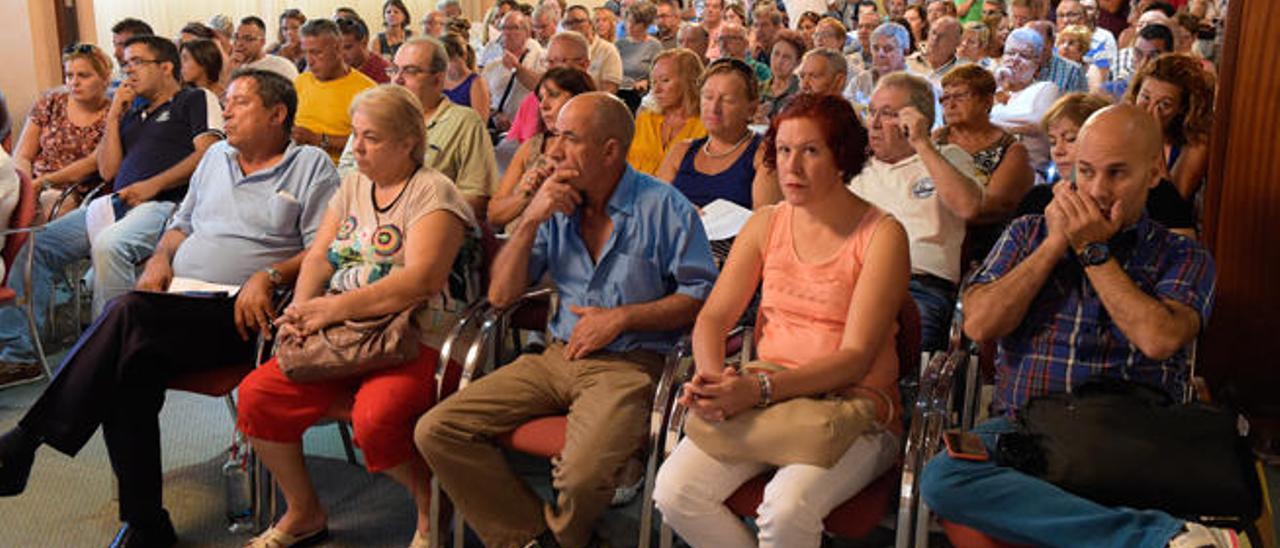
[[529, 166, 718, 353], [170, 141, 339, 285]]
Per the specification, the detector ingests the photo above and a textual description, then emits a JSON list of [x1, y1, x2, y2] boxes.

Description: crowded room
[[0, 0, 1276, 546]]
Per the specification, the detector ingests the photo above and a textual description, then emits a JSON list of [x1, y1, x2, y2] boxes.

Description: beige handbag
[[683, 362, 894, 468], [276, 306, 421, 383]]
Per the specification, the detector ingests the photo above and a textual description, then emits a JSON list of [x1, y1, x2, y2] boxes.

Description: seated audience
[[0, 150, 16, 285], [1057, 0, 1117, 80], [0, 69, 336, 544], [238, 84, 472, 548], [489, 68, 596, 229], [678, 24, 711, 66], [530, 5, 558, 47], [702, 0, 725, 59], [1125, 53, 1213, 201], [797, 48, 849, 97], [423, 9, 448, 37], [795, 11, 822, 43], [269, 9, 308, 69], [336, 16, 392, 84], [1028, 20, 1088, 93], [935, 64, 1035, 265], [653, 93, 908, 548], [1019, 92, 1195, 237], [479, 11, 543, 133], [750, 5, 785, 67], [810, 17, 851, 65], [1105, 22, 1174, 100], [561, 5, 625, 94], [656, 0, 685, 50], [416, 93, 718, 548], [957, 21, 995, 68], [342, 37, 499, 220], [616, 1, 663, 111], [919, 104, 1230, 548], [846, 22, 913, 108], [992, 28, 1060, 173], [442, 33, 490, 121], [716, 22, 772, 85], [179, 39, 225, 101], [109, 18, 156, 93], [231, 16, 300, 81], [377, 0, 414, 60], [849, 72, 982, 352], [13, 43, 110, 219], [293, 19, 377, 163], [758, 30, 808, 123], [0, 35, 223, 385], [916, 16, 962, 85], [657, 59, 780, 210], [904, 4, 929, 46], [628, 49, 707, 176], [500, 31, 592, 147], [927, 0, 958, 23], [594, 6, 619, 43]]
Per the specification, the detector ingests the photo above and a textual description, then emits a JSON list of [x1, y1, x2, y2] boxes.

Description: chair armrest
[[655, 325, 751, 464], [0, 226, 46, 237], [454, 287, 556, 393]]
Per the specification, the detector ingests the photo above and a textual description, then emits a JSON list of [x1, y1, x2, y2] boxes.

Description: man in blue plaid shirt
[[920, 105, 1236, 547]]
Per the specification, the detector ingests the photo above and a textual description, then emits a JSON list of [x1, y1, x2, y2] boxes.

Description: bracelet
[[754, 372, 773, 408], [320, 134, 330, 148]]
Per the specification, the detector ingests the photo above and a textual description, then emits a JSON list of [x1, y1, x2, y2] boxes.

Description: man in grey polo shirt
[[0, 69, 338, 548]]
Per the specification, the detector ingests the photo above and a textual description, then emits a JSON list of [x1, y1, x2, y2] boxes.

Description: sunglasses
[[63, 43, 96, 55]]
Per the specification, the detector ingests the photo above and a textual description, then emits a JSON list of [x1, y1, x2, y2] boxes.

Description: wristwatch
[[263, 266, 284, 287], [1078, 242, 1111, 267], [320, 133, 330, 148]]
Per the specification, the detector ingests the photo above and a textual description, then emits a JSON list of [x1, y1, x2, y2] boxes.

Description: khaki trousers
[[416, 342, 664, 548]]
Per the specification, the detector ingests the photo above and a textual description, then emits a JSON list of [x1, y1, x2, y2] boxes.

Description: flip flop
[[243, 525, 330, 548]]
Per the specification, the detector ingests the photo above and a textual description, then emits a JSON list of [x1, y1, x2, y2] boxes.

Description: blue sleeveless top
[[672, 134, 761, 209], [444, 73, 477, 108]]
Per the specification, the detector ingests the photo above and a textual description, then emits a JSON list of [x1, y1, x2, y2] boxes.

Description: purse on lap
[[683, 361, 893, 468], [276, 306, 421, 383], [996, 378, 1263, 524]]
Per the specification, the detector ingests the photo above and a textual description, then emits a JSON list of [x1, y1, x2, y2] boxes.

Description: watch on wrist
[[320, 133, 330, 148], [263, 266, 283, 286], [1078, 242, 1111, 267], [754, 372, 773, 408]]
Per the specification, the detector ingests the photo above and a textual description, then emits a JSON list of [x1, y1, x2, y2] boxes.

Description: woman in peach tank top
[[654, 94, 912, 548]]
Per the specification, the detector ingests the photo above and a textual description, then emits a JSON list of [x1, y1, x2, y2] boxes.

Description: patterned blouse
[[29, 90, 107, 178]]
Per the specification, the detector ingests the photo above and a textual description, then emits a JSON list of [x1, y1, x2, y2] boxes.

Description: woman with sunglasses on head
[[13, 43, 111, 220]]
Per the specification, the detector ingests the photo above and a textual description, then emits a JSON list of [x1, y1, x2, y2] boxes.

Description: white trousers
[[653, 430, 898, 548]]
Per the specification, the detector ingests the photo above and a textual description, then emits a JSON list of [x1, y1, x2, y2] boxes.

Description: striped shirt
[[1037, 54, 1088, 94], [970, 214, 1216, 416]]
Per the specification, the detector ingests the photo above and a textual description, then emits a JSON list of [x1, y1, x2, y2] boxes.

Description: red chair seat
[[167, 364, 255, 396], [0, 287, 14, 304], [724, 465, 900, 538], [941, 520, 1032, 548], [498, 415, 567, 458]]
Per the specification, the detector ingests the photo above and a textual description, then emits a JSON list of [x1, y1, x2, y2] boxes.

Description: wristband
[[754, 372, 773, 408]]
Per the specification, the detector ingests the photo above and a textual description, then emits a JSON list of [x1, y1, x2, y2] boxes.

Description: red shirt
[[358, 54, 392, 84]]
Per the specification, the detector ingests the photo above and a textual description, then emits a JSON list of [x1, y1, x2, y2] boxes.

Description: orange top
[[754, 203, 902, 429]]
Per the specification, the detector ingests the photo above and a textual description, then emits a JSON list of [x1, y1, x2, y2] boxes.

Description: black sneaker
[[109, 511, 178, 548], [0, 426, 38, 496]]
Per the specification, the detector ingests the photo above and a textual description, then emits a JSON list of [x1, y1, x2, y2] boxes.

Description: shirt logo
[[911, 177, 935, 199], [154, 110, 171, 123]]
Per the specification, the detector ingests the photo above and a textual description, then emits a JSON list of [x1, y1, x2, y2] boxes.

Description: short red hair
[[763, 93, 870, 178]]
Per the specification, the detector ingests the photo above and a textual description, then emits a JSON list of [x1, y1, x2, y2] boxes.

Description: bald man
[[417, 95, 717, 548], [919, 105, 1231, 547]]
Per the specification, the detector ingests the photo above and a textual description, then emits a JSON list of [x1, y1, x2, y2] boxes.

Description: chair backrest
[[1, 169, 38, 286], [895, 295, 923, 381]]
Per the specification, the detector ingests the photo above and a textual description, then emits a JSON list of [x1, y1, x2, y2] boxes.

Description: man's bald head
[[550, 92, 635, 192], [1073, 104, 1164, 226], [564, 92, 635, 152]]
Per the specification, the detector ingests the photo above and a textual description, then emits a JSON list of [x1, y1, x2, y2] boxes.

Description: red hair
[[763, 93, 870, 178]]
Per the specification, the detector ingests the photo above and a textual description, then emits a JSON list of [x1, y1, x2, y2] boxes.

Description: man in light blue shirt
[[418, 93, 717, 548], [0, 69, 338, 548]]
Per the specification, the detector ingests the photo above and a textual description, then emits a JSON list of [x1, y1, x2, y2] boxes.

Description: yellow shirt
[[294, 69, 377, 163], [627, 108, 707, 176]]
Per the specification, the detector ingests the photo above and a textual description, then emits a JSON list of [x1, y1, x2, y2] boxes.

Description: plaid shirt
[[1037, 54, 1088, 93], [970, 214, 1216, 416]]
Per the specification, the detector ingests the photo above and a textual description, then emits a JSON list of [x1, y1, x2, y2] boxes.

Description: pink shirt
[[505, 93, 543, 143]]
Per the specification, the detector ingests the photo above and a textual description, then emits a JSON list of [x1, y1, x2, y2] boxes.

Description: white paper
[[167, 277, 241, 296], [84, 195, 116, 248], [700, 199, 753, 241]]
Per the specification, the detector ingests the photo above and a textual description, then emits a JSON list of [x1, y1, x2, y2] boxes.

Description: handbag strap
[[743, 361, 897, 430], [495, 49, 529, 114]]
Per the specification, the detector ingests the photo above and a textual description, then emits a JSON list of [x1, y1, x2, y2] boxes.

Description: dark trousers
[[19, 291, 255, 523]]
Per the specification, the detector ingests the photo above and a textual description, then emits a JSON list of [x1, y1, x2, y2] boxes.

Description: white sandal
[[242, 525, 330, 548]]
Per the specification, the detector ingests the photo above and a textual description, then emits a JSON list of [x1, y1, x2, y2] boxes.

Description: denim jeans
[[919, 418, 1185, 548], [908, 275, 955, 352], [0, 200, 174, 364]]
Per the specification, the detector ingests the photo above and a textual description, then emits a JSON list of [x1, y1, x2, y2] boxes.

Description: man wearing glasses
[[479, 11, 544, 132], [230, 16, 299, 81], [338, 37, 498, 219], [561, 5, 623, 94], [0, 35, 223, 385], [292, 18, 376, 163]]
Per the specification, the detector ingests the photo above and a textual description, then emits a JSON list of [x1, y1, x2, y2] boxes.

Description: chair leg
[[452, 512, 465, 548], [336, 421, 358, 465]]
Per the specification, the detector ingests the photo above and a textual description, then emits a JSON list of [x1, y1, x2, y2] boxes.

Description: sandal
[[243, 525, 330, 548], [408, 530, 431, 548]]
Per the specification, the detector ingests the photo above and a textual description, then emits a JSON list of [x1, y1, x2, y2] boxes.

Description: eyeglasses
[[122, 58, 165, 69], [866, 107, 900, 121], [1003, 48, 1038, 62], [63, 43, 95, 55], [385, 65, 436, 77]]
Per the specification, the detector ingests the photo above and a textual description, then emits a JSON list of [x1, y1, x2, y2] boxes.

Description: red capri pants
[[237, 344, 438, 473]]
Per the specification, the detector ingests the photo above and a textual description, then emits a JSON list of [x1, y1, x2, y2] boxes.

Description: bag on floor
[[997, 378, 1262, 523], [276, 306, 420, 383]]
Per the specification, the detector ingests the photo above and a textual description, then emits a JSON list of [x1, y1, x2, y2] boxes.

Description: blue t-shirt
[[116, 87, 223, 203]]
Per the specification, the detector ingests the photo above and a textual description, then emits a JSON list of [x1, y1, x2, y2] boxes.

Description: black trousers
[[20, 291, 255, 523]]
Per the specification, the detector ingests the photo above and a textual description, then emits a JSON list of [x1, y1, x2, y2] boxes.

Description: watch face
[[1081, 243, 1109, 265]]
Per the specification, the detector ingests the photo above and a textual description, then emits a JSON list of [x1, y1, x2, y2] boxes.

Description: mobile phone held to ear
[[943, 430, 990, 462]]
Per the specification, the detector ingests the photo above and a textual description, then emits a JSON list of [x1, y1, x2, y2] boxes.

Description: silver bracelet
[[754, 372, 773, 408]]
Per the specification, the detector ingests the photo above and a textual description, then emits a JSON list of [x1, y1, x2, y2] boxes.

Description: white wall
[[0, 0, 62, 136]]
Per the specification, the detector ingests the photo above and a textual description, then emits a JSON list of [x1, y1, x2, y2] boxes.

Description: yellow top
[[294, 69, 377, 163], [627, 108, 707, 176]]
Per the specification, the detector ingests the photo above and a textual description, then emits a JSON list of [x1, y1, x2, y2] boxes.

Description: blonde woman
[[627, 48, 707, 176]]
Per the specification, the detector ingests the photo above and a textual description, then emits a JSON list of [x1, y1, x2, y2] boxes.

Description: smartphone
[[943, 430, 990, 462]]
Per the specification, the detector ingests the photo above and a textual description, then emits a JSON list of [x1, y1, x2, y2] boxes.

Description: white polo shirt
[[479, 38, 544, 119], [588, 36, 624, 87], [847, 145, 979, 283]]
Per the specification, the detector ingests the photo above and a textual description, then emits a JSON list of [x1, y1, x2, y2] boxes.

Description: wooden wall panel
[[1200, 0, 1280, 418]]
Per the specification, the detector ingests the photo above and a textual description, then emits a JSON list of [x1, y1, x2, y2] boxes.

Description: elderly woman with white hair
[[845, 22, 913, 108], [990, 27, 1060, 172]]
